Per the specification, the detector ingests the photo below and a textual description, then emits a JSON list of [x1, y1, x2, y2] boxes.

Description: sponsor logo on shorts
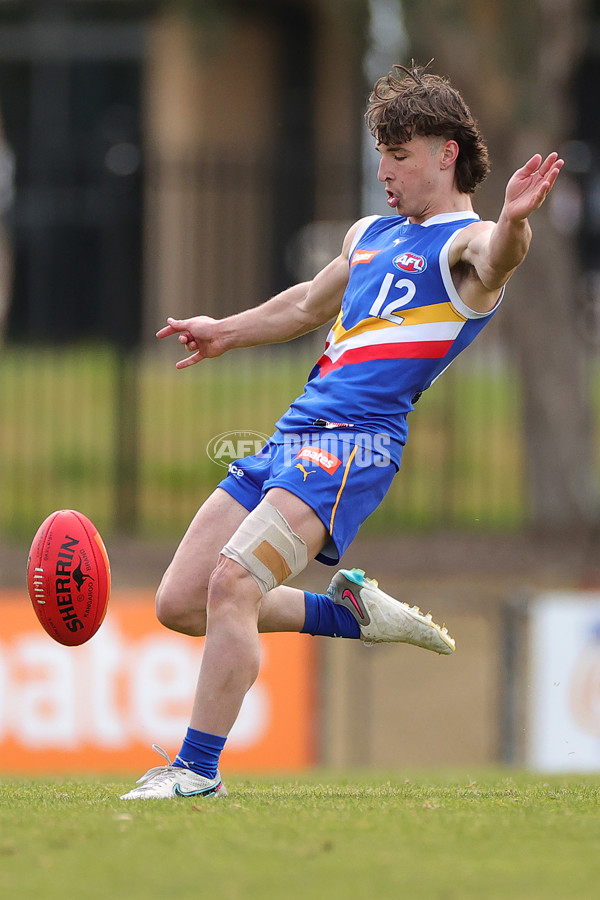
[[295, 446, 342, 475], [207, 430, 271, 468], [350, 249, 380, 266], [281, 433, 393, 469], [295, 463, 317, 482], [392, 251, 427, 273]]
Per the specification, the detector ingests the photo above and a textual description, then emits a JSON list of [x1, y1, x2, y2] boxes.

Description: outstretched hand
[[504, 152, 564, 221], [156, 316, 226, 369]]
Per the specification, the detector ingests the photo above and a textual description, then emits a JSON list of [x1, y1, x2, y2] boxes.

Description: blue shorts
[[217, 435, 399, 565]]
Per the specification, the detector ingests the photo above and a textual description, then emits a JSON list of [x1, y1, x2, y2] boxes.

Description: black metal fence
[[0, 330, 527, 542], [0, 150, 544, 542]]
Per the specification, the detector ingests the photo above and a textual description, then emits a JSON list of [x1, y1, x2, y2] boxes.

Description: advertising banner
[[0, 592, 317, 773], [528, 592, 600, 772]]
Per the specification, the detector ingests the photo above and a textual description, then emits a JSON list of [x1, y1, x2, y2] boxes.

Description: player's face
[[376, 135, 448, 220]]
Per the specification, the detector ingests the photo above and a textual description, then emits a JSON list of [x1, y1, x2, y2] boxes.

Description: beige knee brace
[[221, 501, 308, 595]]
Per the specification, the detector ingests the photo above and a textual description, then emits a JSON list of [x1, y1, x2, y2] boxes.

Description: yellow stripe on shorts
[[329, 445, 358, 533]]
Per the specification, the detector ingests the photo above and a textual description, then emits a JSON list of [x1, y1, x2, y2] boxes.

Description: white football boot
[[328, 568, 455, 654], [120, 745, 227, 800]]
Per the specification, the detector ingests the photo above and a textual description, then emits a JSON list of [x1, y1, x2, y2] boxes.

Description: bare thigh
[[155, 487, 248, 634]]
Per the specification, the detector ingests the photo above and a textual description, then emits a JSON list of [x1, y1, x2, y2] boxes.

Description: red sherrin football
[[26, 509, 111, 646]]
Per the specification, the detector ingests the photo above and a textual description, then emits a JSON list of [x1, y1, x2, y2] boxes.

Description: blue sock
[[173, 727, 227, 780], [301, 590, 360, 639]]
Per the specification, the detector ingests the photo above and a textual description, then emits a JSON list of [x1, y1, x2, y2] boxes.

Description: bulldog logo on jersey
[[393, 252, 427, 274]]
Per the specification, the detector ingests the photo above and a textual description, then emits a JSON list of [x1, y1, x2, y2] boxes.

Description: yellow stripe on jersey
[[331, 301, 466, 344], [401, 302, 467, 326]]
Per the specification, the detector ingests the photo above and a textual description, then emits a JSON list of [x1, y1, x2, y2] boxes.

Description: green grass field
[[1, 770, 599, 899]]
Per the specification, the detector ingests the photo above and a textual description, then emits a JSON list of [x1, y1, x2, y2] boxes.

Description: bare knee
[[155, 572, 208, 636], [206, 556, 262, 623]]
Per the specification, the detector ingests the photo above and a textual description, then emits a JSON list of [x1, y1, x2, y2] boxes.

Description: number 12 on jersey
[[369, 273, 416, 323]]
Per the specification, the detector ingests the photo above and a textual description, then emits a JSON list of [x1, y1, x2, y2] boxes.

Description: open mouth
[[386, 190, 399, 209]]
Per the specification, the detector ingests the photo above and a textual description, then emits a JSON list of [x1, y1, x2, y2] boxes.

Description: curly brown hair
[[365, 64, 490, 194]]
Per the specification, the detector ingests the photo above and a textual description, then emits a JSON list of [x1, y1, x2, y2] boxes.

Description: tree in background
[[0, 112, 14, 341], [400, 0, 596, 530]]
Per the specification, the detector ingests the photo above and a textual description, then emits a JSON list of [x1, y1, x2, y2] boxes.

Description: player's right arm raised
[[156, 220, 365, 369]]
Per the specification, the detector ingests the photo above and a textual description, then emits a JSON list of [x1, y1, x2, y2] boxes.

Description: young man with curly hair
[[121, 65, 562, 800]]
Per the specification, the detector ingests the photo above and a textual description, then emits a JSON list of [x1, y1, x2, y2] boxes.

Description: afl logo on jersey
[[393, 252, 427, 274]]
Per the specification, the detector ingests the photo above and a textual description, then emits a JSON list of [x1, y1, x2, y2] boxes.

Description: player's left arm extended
[[459, 152, 564, 300]]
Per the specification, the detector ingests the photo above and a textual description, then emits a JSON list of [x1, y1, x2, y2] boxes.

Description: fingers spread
[[522, 153, 543, 173], [538, 152, 560, 178]]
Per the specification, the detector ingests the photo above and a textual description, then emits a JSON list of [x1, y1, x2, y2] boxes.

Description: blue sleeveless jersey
[[274, 212, 502, 465]]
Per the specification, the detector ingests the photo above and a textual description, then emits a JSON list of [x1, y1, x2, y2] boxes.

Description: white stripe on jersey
[[323, 319, 465, 365]]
